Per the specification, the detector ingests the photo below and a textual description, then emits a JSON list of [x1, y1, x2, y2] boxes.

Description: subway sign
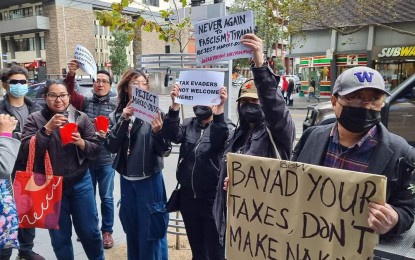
[[377, 46, 415, 58]]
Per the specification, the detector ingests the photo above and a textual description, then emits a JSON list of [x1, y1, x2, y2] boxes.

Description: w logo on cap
[[354, 71, 374, 83]]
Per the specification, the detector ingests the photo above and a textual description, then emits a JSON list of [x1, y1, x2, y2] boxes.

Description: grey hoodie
[[0, 136, 20, 179]]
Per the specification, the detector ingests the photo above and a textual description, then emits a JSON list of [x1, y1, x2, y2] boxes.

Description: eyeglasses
[[8, 79, 27, 85], [95, 79, 110, 85], [46, 93, 70, 101], [131, 81, 148, 87], [338, 94, 384, 107]]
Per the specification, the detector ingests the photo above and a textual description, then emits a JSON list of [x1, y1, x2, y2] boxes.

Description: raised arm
[[64, 59, 84, 110]]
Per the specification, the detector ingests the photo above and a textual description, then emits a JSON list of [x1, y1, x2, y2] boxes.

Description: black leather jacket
[[163, 110, 234, 198], [105, 112, 171, 178], [213, 65, 296, 245]]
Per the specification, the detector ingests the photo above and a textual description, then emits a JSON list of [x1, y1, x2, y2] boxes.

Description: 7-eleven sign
[[347, 54, 359, 66]]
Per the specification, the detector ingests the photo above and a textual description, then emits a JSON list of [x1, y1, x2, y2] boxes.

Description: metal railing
[[168, 212, 187, 250]]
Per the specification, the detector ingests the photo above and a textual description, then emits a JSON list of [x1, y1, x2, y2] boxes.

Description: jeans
[[49, 172, 104, 260], [90, 165, 115, 233], [119, 172, 169, 260], [179, 189, 225, 260]]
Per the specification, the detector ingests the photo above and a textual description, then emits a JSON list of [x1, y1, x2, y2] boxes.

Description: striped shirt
[[323, 123, 379, 173]]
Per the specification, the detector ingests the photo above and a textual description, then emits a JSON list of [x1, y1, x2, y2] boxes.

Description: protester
[[213, 33, 296, 246], [292, 66, 415, 238], [0, 65, 44, 260], [105, 69, 171, 260], [287, 78, 294, 106], [307, 76, 319, 102], [163, 85, 233, 260], [20, 79, 104, 259], [64, 60, 117, 249], [0, 114, 20, 252]]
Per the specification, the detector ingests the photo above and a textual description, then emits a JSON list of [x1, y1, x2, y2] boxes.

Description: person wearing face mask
[[104, 69, 171, 260], [0, 65, 44, 260], [162, 84, 234, 260], [213, 34, 296, 247], [292, 66, 415, 239]]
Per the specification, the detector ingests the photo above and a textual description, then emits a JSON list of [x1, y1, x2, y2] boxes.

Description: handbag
[[13, 136, 63, 229], [166, 183, 180, 213], [0, 178, 19, 249], [308, 86, 315, 93]]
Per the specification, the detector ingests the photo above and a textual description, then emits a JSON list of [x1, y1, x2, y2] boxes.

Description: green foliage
[[108, 30, 130, 79], [96, 0, 192, 53]]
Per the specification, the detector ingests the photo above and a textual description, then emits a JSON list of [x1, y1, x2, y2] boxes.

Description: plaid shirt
[[323, 123, 379, 173]]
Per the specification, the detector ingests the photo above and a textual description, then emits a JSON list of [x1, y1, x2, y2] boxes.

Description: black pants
[[180, 189, 225, 260]]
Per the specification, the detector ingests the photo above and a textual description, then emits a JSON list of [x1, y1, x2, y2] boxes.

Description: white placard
[[131, 88, 160, 124], [74, 44, 97, 81], [175, 71, 224, 105], [194, 11, 254, 65]]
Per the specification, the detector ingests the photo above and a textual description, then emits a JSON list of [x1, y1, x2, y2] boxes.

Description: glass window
[[29, 38, 35, 51], [35, 6, 43, 16], [40, 36, 45, 50], [143, 0, 159, 7]]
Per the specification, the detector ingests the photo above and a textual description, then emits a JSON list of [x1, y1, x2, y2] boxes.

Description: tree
[[96, 0, 192, 53], [108, 30, 130, 82]]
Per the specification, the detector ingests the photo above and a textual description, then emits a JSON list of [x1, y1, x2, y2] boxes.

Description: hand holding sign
[[367, 202, 399, 235], [121, 100, 134, 120], [215, 87, 228, 115], [67, 59, 79, 76], [150, 112, 163, 134], [241, 34, 264, 67], [170, 84, 181, 111]]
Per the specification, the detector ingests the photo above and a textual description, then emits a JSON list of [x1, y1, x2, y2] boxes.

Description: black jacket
[[19, 105, 101, 189], [0, 95, 42, 139], [213, 65, 296, 244], [163, 109, 234, 198], [292, 123, 415, 239], [105, 112, 171, 177]]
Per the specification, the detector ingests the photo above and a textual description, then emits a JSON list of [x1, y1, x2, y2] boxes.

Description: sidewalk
[[288, 92, 330, 110]]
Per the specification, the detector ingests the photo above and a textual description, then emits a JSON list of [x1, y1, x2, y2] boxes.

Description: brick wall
[[44, 3, 95, 77]]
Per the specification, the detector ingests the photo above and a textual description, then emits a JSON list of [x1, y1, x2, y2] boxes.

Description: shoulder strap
[[26, 136, 54, 176], [266, 127, 281, 160]]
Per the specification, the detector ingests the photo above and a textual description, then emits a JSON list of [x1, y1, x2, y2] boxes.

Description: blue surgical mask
[[9, 83, 29, 97]]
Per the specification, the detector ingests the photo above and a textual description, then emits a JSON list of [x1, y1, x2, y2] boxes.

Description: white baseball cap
[[333, 66, 390, 96]]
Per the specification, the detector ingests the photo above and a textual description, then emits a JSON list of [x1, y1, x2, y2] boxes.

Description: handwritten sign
[[74, 44, 97, 80], [194, 11, 254, 65], [226, 153, 386, 260], [131, 87, 159, 124], [175, 70, 224, 105]]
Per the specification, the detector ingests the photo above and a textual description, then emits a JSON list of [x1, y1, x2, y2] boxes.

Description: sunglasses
[[8, 79, 28, 85]]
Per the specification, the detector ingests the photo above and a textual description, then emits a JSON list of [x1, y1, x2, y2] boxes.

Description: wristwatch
[[41, 126, 52, 135]]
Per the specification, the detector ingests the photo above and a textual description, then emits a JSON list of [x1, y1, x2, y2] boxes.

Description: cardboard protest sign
[[195, 11, 254, 65], [74, 44, 97, 80], [175, 71, 224, 105], [226, 153, 387, 260], [131, 87, 159, 124]]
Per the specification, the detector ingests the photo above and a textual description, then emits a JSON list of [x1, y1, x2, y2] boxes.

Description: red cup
[[94, 115, 110, 133], [59, 123, 78, 145]]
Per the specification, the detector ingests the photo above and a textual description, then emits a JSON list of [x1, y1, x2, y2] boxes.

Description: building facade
[[288, 1, 415, 96], [0, 0, 169, 82]]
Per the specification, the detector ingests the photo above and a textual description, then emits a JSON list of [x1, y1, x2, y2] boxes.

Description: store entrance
[[376, 61, 415, 91]]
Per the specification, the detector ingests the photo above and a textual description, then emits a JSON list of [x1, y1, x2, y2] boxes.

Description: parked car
[[278, 75, 301, 92], [303, 73, 415, 146], [26, 80, 118, 106], [232, 75, 247, 88]]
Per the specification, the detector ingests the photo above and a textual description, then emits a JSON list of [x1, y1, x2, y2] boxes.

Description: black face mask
[[337, 105, 381, 133], [193, 106, 213, 122], [239, 102, 265, 124]]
